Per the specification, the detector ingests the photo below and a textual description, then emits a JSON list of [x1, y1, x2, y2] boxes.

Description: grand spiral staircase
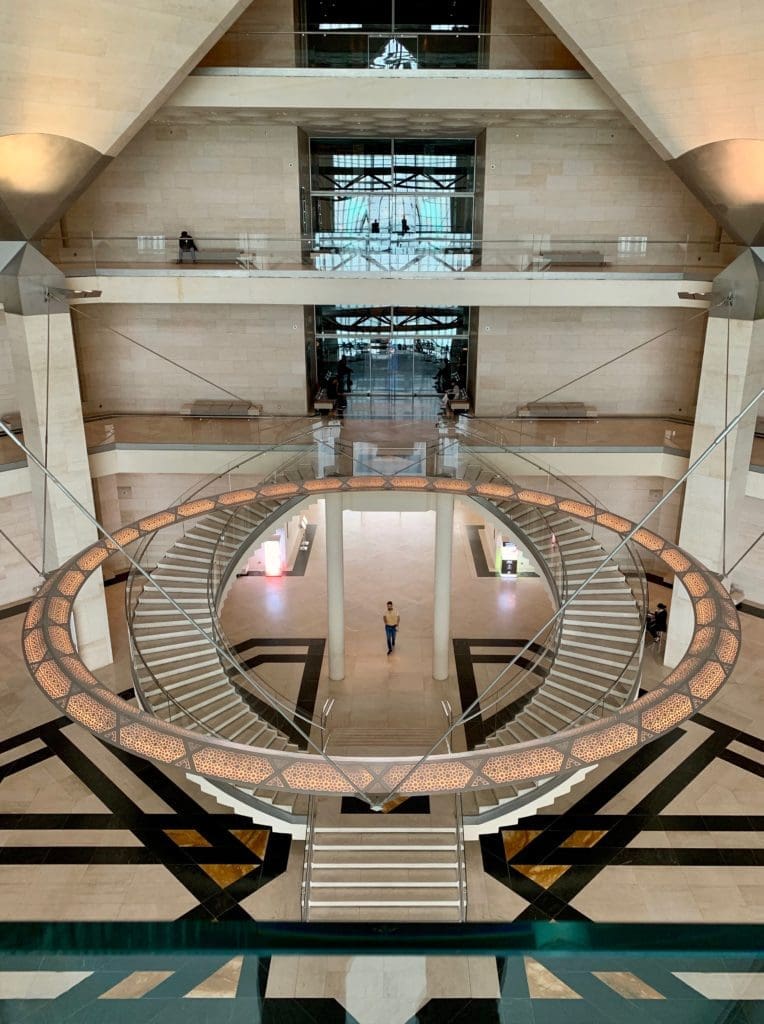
[[125, 430, 647, 920]]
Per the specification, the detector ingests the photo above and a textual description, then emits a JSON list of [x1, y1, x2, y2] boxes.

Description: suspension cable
[[380, 383, 764, 807], [725, 528, 764, 579], [41, 296, 53, 572], [0, 420, 375, 806], [722, 300, 731, 574], [0, 526, 43, 575], [48, 295, 252, 405], [527, 302, 722, 407]]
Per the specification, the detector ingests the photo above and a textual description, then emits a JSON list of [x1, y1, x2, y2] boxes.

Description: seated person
[[178, 230, 198, 263], [647, 602, 668, 640]]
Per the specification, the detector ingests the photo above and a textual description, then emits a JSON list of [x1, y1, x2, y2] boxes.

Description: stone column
[[665, 253, 764, 666], [5, 309, 112, 669], [324, 493, 345, 681], [432, 493, 455, 680]]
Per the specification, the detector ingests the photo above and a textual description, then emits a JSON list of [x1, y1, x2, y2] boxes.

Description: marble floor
[[0, 485, 761, 1020]]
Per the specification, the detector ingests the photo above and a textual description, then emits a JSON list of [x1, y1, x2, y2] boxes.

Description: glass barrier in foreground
[[38, 234, 743, 277], [0, 923, 760, 1023]]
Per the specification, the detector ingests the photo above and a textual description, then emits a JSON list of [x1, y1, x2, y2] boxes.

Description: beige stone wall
[[736, 495, 764, 604], [0, 331, 17, 416], [75, 304, 308, 416], [0, 1, 250, 153], [527, 0, 764, 158], [198, 0, 297, 67], [474, 307, 705, 416], [63, 123, 302, 242], [481, 120, 718, 245], [0, 492, 41, 607], [489, 0, 580, 70]]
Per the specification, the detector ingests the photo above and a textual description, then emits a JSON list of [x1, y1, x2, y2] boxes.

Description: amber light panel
[[18, 475, 742, 796]]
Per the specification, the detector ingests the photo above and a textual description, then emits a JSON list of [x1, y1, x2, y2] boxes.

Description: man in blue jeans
[[383, 601, 400, 655]]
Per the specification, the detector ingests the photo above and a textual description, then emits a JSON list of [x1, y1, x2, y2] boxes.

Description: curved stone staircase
[[128, 461, 645, 836], [129, 495, 310, 824]]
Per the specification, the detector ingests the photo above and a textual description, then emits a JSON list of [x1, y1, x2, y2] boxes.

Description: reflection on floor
[[0, 495, 762, 1019], [0, 950, 762, 1022]]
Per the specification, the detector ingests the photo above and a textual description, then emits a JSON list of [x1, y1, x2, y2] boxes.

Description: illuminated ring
[[22, 477, 741, 795]]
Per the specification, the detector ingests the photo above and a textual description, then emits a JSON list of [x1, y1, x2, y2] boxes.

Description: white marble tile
[[0, 971, 92, 999], [673, 972, 764, 1000]]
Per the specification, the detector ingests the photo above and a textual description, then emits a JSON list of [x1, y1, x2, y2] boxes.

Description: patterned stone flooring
[[0, 496, 761, 1020]]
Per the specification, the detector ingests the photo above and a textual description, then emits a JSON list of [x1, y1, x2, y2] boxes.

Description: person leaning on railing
[[178, 230, 198, 264]]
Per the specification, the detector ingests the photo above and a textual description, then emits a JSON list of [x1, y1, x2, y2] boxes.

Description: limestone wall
[[63, 123, 302, 242], [75, 304, 309, 416], [481, 120, 718, 245], [473, 307, 706, 416]]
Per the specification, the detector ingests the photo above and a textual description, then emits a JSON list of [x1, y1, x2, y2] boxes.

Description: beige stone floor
[[0, 496, 761, 924]]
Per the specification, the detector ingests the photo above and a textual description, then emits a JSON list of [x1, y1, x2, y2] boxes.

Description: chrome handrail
[[300, 795, 316, 922]]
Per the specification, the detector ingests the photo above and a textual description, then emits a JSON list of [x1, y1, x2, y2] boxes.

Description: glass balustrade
[[194, 30, 585, 72], [38, 234, 743, 277]]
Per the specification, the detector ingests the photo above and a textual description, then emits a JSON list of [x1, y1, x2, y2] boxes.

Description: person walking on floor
[[383, 601, 400, 655]]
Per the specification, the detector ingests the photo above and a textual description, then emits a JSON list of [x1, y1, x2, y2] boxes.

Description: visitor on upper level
[[178, 231, 198, 264]]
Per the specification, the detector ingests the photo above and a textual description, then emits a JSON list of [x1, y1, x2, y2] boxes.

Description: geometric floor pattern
[[0, 688, 291, 922], [477, 703, 764, 922], [0, 953, 762, 1022]]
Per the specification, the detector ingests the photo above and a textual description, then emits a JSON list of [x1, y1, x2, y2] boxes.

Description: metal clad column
[[432, 493, 455, 680], [324, 493, 345, 680]]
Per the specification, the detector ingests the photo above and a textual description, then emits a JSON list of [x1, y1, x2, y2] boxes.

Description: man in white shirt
[[383, 601, 400, 655]]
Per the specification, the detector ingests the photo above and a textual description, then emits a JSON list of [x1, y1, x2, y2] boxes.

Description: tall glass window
[[310, 138, 475, 272], [315, 305, 470, 397], [299, 0, 487, 69]]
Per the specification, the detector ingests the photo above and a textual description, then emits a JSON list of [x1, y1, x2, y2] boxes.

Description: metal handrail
[[300, 795, 316, 922]]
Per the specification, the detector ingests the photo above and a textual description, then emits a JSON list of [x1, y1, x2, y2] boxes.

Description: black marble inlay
[[226, 636, 325, 749], [340, 795, 431, 815], [0, 694, 290, 920]]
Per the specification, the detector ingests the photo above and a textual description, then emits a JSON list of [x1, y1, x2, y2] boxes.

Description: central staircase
[[304, 798, 465, 922]]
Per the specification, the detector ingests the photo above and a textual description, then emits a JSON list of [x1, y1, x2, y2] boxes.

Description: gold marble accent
[[199, 863, 258, 888], [502, 830, 542, 860], [230, 829, 269, 858], [164, 829, 211, 848], [514, 864, 569, 888], [185, 956, 243, 999], [593, 972, 664, 999], [561, 829, 608, 849], [99, 971, 173, 999], [524, 957, 581, 998]]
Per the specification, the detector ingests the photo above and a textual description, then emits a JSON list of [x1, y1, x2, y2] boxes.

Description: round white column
[[324, 493, 345, 680], [432, 493, 455, 681]]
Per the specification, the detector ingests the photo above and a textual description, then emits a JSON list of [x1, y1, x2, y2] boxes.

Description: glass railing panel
[[194, 31, 584, 72], [39, 235, 743, 276]]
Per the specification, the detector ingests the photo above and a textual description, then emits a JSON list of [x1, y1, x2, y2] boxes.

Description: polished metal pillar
[[432, 493, 455, 680], [324, 493, 345, 680]]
